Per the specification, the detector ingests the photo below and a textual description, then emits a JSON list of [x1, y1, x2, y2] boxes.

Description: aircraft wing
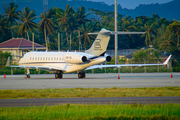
[[10, 65, 67, 72], [86, 55, 171, 70]]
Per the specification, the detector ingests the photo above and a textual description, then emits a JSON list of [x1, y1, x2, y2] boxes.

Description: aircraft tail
[[85, 28, 111, 56]]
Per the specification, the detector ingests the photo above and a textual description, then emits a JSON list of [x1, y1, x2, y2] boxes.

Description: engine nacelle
[[106, 56, 112, 62], [63, 52, 88, 64], [105, 54, 111, 62]]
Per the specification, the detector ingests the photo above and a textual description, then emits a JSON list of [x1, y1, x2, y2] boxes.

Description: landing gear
[[25, 68, 31, 78], [26, 74, 30, 78], [78, 72, 86, 79], [55, 71, 63, 79]]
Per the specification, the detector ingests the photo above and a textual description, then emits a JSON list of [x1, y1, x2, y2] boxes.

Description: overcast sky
[[88, 0, 173, 9]]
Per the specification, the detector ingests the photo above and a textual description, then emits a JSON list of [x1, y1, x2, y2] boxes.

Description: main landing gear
[[25, 68, 31, 78], [55, 71, 63, 79], [78, 72, 86, 78]]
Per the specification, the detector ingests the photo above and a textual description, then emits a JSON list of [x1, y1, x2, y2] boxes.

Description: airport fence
[[0, 58, 179, 75]]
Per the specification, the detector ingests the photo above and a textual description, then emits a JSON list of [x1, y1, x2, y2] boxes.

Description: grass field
[[0, 87, 180, 99], [1, 87, 180, 119], [0, 104, 180, 120]]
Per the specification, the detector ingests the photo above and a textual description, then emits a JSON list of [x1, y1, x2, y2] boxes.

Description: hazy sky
[[88, 0, 173, 9]]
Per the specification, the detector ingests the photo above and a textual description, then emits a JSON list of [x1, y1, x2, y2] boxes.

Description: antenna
[[43, 0, 48, 12]]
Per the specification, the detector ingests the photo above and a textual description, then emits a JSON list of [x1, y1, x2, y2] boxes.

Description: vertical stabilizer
[[85, 28, 111, 56]]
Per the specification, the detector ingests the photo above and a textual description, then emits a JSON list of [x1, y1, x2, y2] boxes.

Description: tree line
[[0, 2, 180, 60]]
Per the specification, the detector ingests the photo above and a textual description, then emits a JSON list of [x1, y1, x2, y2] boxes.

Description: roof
[[0, 38, 45, 48]]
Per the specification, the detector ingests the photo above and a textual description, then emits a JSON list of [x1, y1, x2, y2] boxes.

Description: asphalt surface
[[0, 73, 180, 89], [0, 97, 180, 107]]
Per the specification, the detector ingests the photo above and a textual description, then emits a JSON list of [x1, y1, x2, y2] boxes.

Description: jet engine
[[63, 52, 88, 64], [104, 54, 111, 62], [106, 56, 111, 62]]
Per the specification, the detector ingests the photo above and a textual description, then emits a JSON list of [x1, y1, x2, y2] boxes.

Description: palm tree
[[67, 14, 79, 50], [39, 9, 56, 51], [76, 6, 90, 25], [79, 23, 96, 50], [0, 14, 11, 42], [168, 21, 180, 48], [3, 2, 19, 37], [56, 5, 75, 50], [141, 21, 159, 46], [18, 7, 38, 41], [158, 29, 172, 53]]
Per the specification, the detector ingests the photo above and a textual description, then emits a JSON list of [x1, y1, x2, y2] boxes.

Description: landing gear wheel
[[55, 71, 63, 79], [26, 74, 30, 78], [78, 72, 86, 79]]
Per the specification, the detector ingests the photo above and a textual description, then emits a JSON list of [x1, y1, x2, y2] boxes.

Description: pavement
[[0, 73, 180, 89]]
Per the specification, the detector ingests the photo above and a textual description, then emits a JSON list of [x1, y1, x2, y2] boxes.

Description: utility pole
[[58, 33, 60, 51], [43, 0, 48, 12], [114, 0, 118, 64], [78, 30, 80, 51], [32, 33, 34, 51]]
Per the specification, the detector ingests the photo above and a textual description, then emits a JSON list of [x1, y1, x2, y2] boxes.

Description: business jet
[[9, 28, 171, 79]]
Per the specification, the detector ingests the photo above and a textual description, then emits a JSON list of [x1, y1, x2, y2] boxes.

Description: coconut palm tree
[[76, 6, 90, 25], [18, 7, 38, 41], [0, 14, 11, 42], [79, 23, 96, 50], [3, 2, 19, 37], [39, 9, 56, 51], [168, 21, 180, 48], [141, 21, 159, 46], [67, 14, 79, 50], [56, 5, 75, 50]]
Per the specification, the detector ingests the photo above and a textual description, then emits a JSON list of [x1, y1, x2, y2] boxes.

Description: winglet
[[163, 55, 172, 65]]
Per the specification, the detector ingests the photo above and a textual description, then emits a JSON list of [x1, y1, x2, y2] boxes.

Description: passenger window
[[59, 57, 61, 60], [48, 57, 50, 60], [32, 57, 34, 60], [30, 57, 31, 60], [46, 57, 47, 60]]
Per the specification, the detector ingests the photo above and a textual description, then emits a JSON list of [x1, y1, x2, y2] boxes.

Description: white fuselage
[[19, 51, 106, 73]]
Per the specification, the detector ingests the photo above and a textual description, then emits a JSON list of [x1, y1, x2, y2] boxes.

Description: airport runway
[[0, 97, 180, 107], [0, 73, 180, 89]]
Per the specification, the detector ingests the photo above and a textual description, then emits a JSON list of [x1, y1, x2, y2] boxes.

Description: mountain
[[0, 0, 180, 21]]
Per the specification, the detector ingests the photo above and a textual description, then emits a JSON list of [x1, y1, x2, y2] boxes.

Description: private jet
[[9, 28, 171, 79]]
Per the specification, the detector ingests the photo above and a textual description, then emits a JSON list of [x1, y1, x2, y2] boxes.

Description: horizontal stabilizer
[[88, 29, 145, 35], [112, 31, 146, 35]]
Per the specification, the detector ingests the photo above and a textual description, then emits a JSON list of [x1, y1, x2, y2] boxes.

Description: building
[[0, 38, 46, 63]]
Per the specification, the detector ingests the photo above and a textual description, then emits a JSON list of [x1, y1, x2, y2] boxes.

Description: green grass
[[0, 104, 180, 120], [0, 87, 179, 99]]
